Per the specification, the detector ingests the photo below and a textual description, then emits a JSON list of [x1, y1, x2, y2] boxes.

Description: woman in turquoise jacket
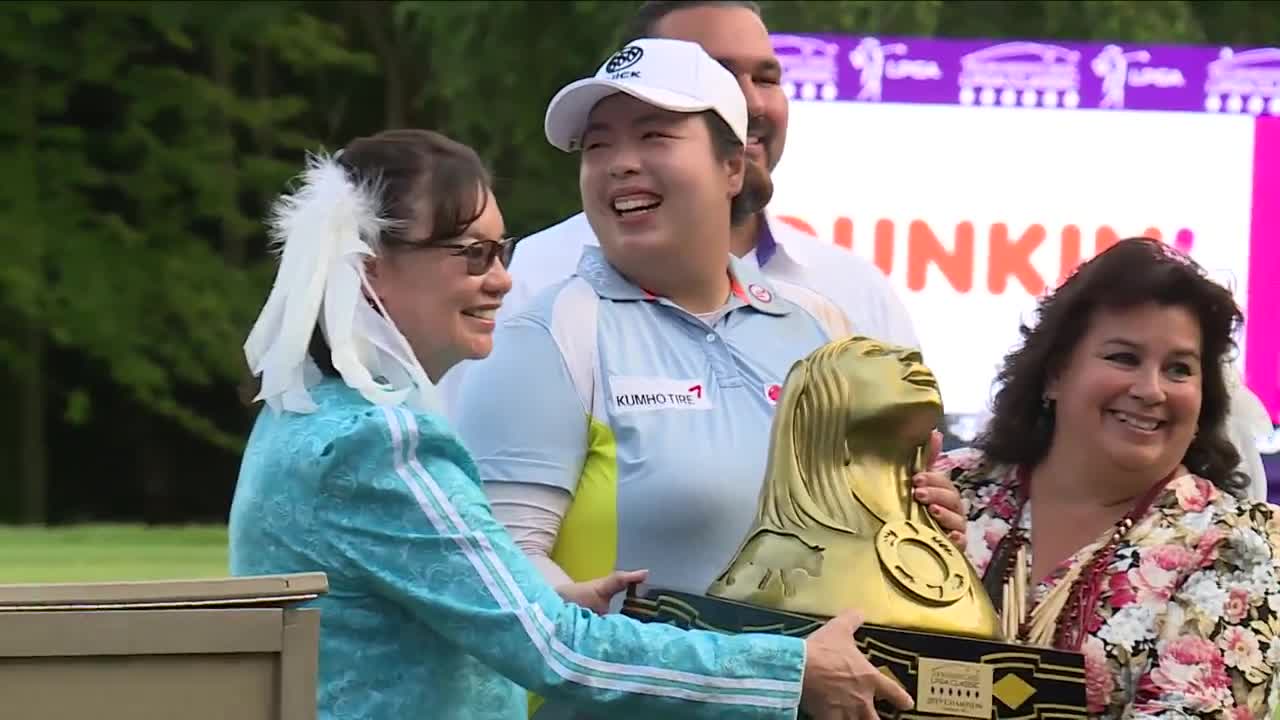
[[228, 127, 913, 720]]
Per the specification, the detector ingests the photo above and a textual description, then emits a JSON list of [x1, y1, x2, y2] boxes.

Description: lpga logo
[[1091, 45, 1186, 109], [848, 37, 942, 102]]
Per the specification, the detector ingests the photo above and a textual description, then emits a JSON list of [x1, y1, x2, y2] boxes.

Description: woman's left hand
[[555, 569, 649, 615], [913, 431, 967, 550]]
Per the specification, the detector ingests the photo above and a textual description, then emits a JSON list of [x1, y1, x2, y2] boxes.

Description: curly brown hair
[[974, 237, 1248, 496]]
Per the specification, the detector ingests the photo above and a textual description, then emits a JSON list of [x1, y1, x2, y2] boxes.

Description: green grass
[[0, 524, 229, 584]]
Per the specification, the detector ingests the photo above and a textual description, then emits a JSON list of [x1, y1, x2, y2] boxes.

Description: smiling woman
[[980, 237, 1245, 493], [308, 130, 516, 384], [459, 37, 857, 603], [226, 126, 912, 720], [922, 237, 1280, 720], [454, 37, 965, 719]]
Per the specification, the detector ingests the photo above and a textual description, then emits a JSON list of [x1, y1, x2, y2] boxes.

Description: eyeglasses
[[432, 237, 518, 276]]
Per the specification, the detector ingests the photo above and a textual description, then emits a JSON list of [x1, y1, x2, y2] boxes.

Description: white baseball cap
[[544, 38, 748, 153]]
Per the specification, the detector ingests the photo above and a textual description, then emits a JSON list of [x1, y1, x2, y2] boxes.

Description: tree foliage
[[1, 0, 1275, 523]]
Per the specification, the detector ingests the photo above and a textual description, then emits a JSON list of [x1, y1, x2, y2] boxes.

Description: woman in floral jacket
[[927, 238, 1279, 719]]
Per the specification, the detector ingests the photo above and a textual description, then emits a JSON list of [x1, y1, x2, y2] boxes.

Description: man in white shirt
[[438, 0, 920, 413]]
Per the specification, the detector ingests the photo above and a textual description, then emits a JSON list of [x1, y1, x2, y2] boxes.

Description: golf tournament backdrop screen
[[764, 33, 1280, 484]]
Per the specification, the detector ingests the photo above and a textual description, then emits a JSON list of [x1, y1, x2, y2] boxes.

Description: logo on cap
[[605, 46, 644, 74], [748, 284, 773, 304]]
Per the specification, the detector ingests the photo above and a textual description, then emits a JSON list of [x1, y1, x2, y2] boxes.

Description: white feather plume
[[244, 151, 441, 416]]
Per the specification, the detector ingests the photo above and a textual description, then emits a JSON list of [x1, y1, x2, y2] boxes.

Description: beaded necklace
[[989, 467, 1178, 651]]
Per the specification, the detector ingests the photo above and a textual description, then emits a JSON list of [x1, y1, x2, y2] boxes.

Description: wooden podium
[[0, 573, 328, 720]]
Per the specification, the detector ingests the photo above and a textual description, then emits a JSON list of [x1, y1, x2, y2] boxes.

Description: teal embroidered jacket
[[228, 378, 806, 719]]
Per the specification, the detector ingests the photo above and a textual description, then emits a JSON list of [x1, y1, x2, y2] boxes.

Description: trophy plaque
[[622, 337, 1087, 720]]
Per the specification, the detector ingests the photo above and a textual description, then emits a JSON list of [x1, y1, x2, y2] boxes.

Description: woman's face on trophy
[[837, 339, 944, 439]]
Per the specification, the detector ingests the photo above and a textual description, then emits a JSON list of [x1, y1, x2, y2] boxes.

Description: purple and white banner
[[771, 34, 1280, 115]]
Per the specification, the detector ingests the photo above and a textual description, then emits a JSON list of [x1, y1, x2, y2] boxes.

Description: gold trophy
[[622, 337, 1086, 720]]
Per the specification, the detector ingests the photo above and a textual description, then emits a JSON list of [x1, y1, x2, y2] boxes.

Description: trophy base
[[622, 588, 1088, 720]]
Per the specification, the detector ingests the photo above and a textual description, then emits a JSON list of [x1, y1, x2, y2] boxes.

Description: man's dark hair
[[700, 111, 770, 225], [622, 1, 762, 43]]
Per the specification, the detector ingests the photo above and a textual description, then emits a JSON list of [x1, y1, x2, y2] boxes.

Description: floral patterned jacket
[[935, 448, 1280, 720]]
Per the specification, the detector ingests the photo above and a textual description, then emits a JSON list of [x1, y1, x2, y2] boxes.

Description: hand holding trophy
[[624, 337, 1087, 720]]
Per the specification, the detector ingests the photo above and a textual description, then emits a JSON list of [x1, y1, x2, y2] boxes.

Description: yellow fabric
[[528, 417, 618, 718], [548, 417, 620, 581]]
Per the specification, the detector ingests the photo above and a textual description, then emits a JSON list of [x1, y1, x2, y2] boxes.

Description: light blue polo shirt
[[454, 246, 842, 595]]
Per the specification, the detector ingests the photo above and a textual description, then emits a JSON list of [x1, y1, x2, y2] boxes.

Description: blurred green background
[[0, 525, 227, 583], [1, 0, 1276, 582]]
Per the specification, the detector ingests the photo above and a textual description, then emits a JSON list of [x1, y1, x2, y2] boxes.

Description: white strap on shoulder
[[770, 277, 855, 341]]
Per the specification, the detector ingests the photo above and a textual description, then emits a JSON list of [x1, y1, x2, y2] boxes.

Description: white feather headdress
[[244, 151, 441, 416]]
